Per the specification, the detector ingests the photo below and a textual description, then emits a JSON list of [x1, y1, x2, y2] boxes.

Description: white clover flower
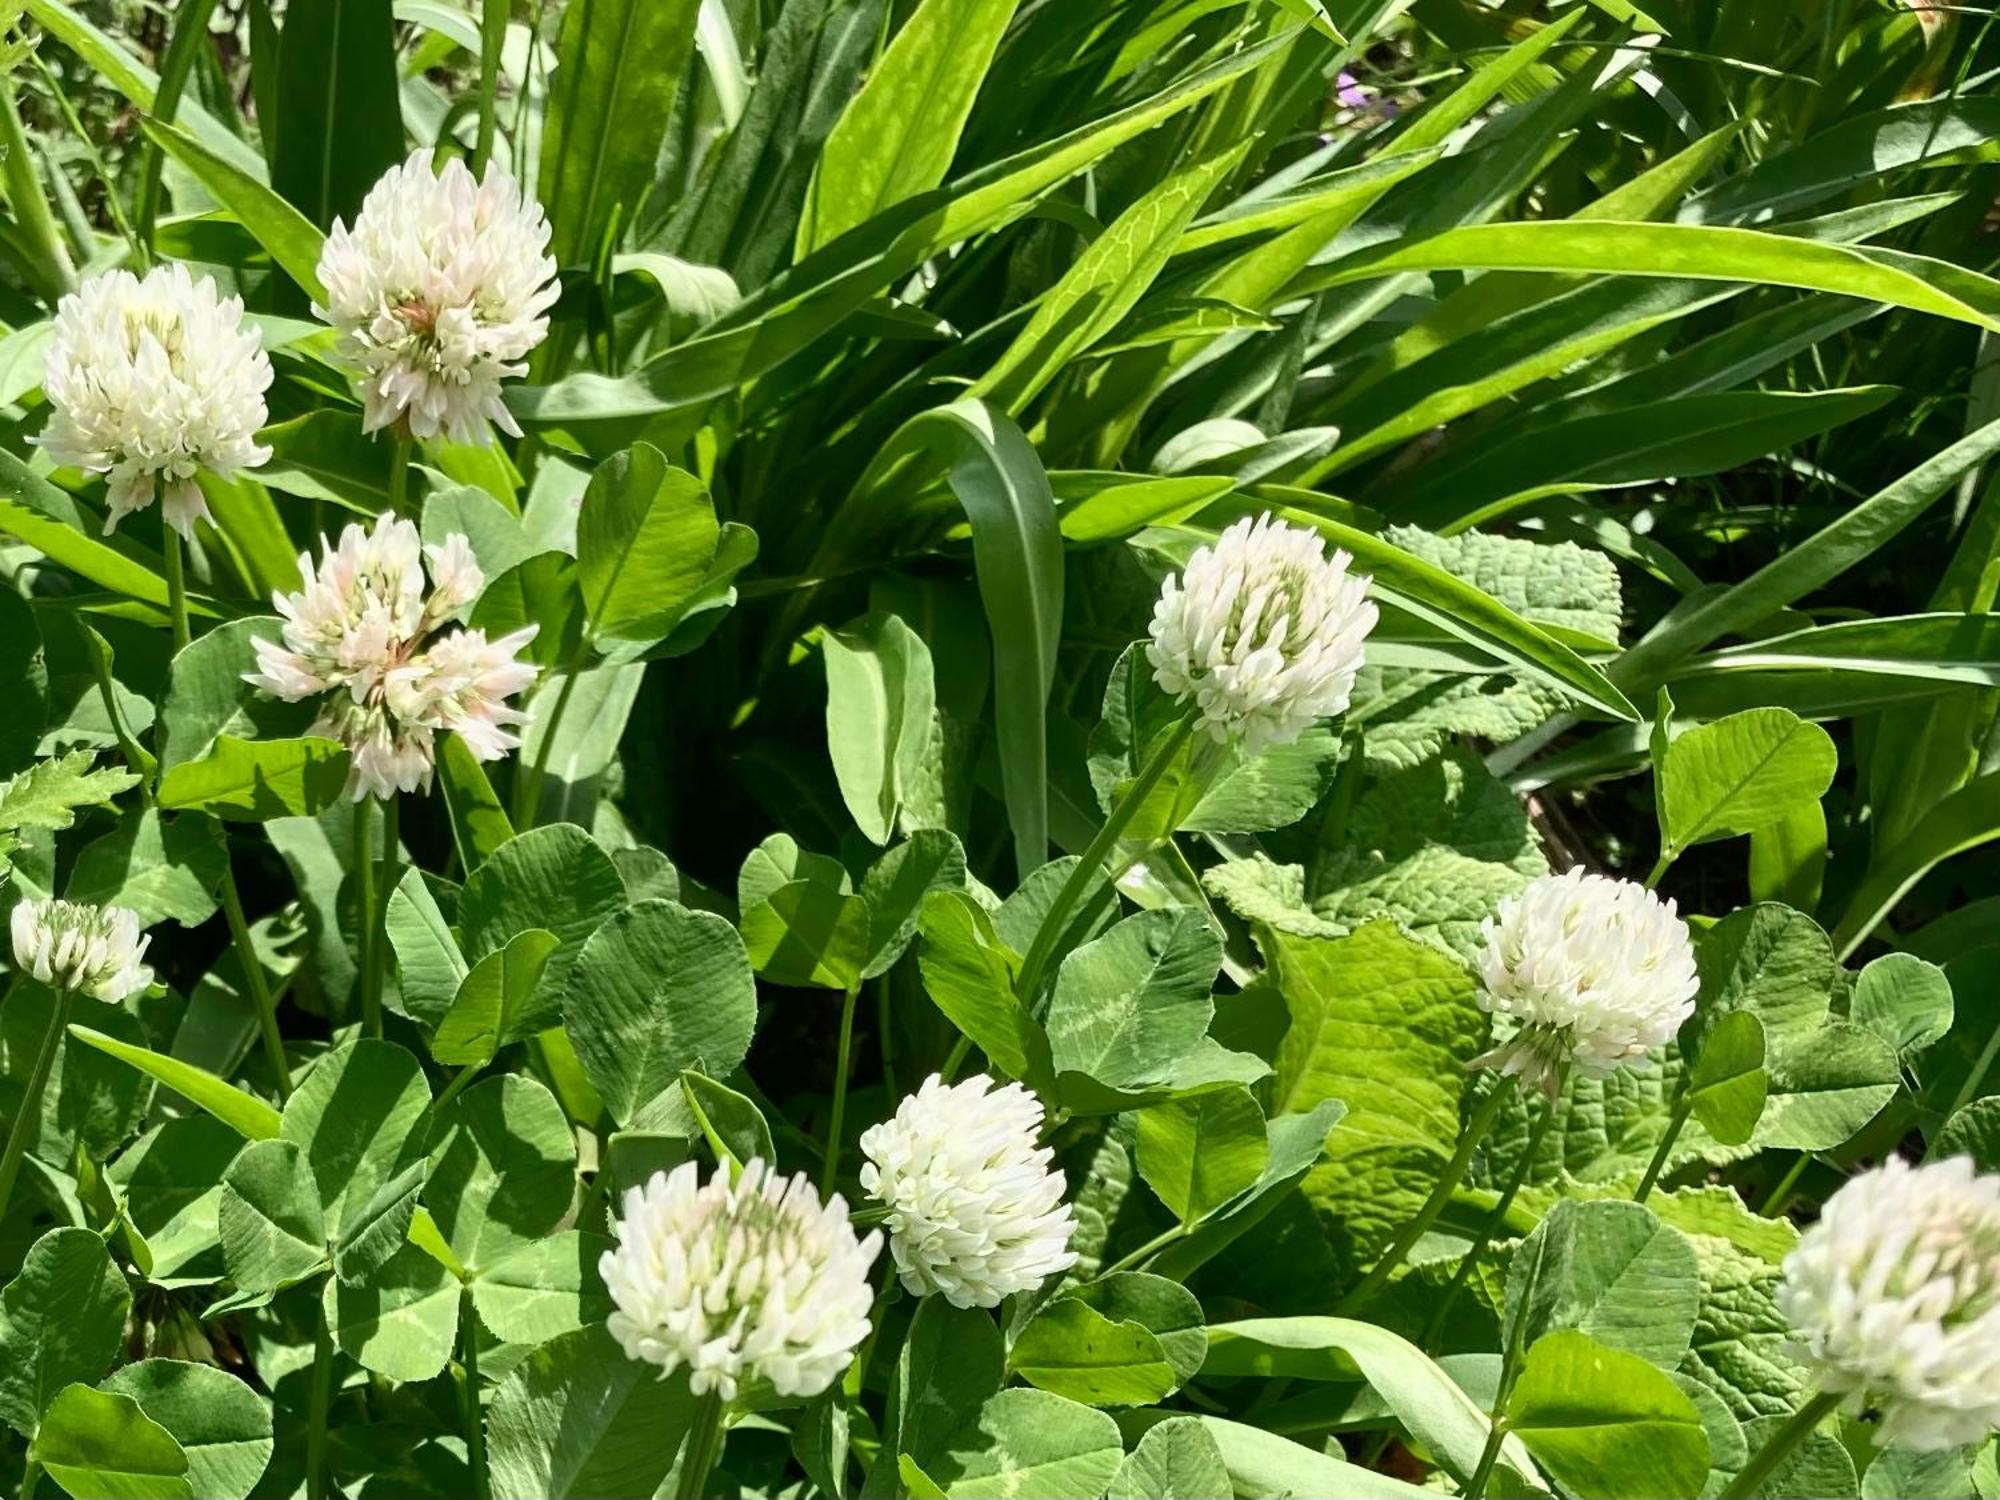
[[1471, 867, 1698, 1095], [1146, 513, 1377, 753], [244, 513, 539, 800], [38, 263, 272, 538], [1778, 1155, 2000, 1451], [316, 150, 559, 445], [601, 1159, 881, 1403], [858, 1073, 1078, 1309], [10, 899, 152, 1002]]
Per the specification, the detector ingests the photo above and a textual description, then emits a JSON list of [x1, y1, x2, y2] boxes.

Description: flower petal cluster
[[1778, 1155, 2000, 1451], [244, 514, 536, 799], [859, 1073, 1078, 1308], [10, 898, 152, 1001], [1146, 513, 1377, 753], [1472, 867, 1698, 1092], [39, 263, 272, 538], [316, 150, 558, 444], [602, 1159, 881, 1402]]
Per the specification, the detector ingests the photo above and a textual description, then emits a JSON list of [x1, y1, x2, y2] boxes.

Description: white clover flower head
[[38, 263, 273, 538], [601, 1159, 881, 1403], [1779, 1155, 2000, 1451], [1146, 513, 1377, 753], [10, 898, 152, 1002], [243, 513, 539, 800], [858, 1073, 1078, 1309], [1471, 867, 1698, 1096], [315, 149, 559, 445]]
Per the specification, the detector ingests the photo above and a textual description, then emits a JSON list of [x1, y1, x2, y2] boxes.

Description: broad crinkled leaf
[[1207, 747, 1545, 962], [1260, 921, 1486, 1277], [1679, 1230, 1808, 1422], [1356, 527, 1621, 766]]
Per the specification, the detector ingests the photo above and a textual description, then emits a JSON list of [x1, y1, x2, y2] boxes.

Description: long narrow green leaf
[[270, 0, 405, 229], [798, 0, 1020, 255], [1833, 773, 2000, 961], [538, 0, 700, 265], [134, 0, 221, 246], [143, 118, 327, 298], [1175, 151, 1441, 255], [1613, 415, 2000, 691], [1405, 386, 1899, 530], [1682, 615, 2000, 687], [509, 33, 1291, 429], [1244, 490, 1637, 722], [1203, 1319, 1538, 1490], [0, 449, 176, 609], [877, 401, 1063, 880], [972, 143, 1248, 415], [1687, 98, 2000, 225], [1296, 221, 2000, 331], [69, 1025, 283, 1140]]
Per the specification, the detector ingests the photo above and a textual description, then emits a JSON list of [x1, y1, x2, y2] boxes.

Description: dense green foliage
[[0, 0, 1997, 1496]]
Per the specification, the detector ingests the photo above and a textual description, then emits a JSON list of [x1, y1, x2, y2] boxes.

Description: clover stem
[[515, 648, 584, 827], [355, 796, 381, 1037], [434, 1061, 482, 1116], [378, 793, 402, 1024], [1099, 1223, 1189, 1279], [674, 1390, 729, 1500], [1634, 1096, 1691, 1204], [307, 1278, 335, 1500], [875, 976, 898, 1102], [1644, 850, 1675, 891], [161, 524, 191, 653], [0, 985, 72, 1222], [1013, 711, 1199, 1006], [460, 1294, 490, 1500], [1761, 1151, 1812, 1217], [823, 981, 861, 1194], [1720, 1389, 1842, 1500], [388, 437, 413, 517], [219, 863, 293, 1098], [1465, 1225, 1545, 1500], [939, 1033, 972, 1083], [1336, 1072, 1519, 1316], [1423, 1070, 1567, 1349]]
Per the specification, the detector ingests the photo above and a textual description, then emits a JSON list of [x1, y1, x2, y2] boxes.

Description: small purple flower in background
[[1336, 69, 1372, 109]]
